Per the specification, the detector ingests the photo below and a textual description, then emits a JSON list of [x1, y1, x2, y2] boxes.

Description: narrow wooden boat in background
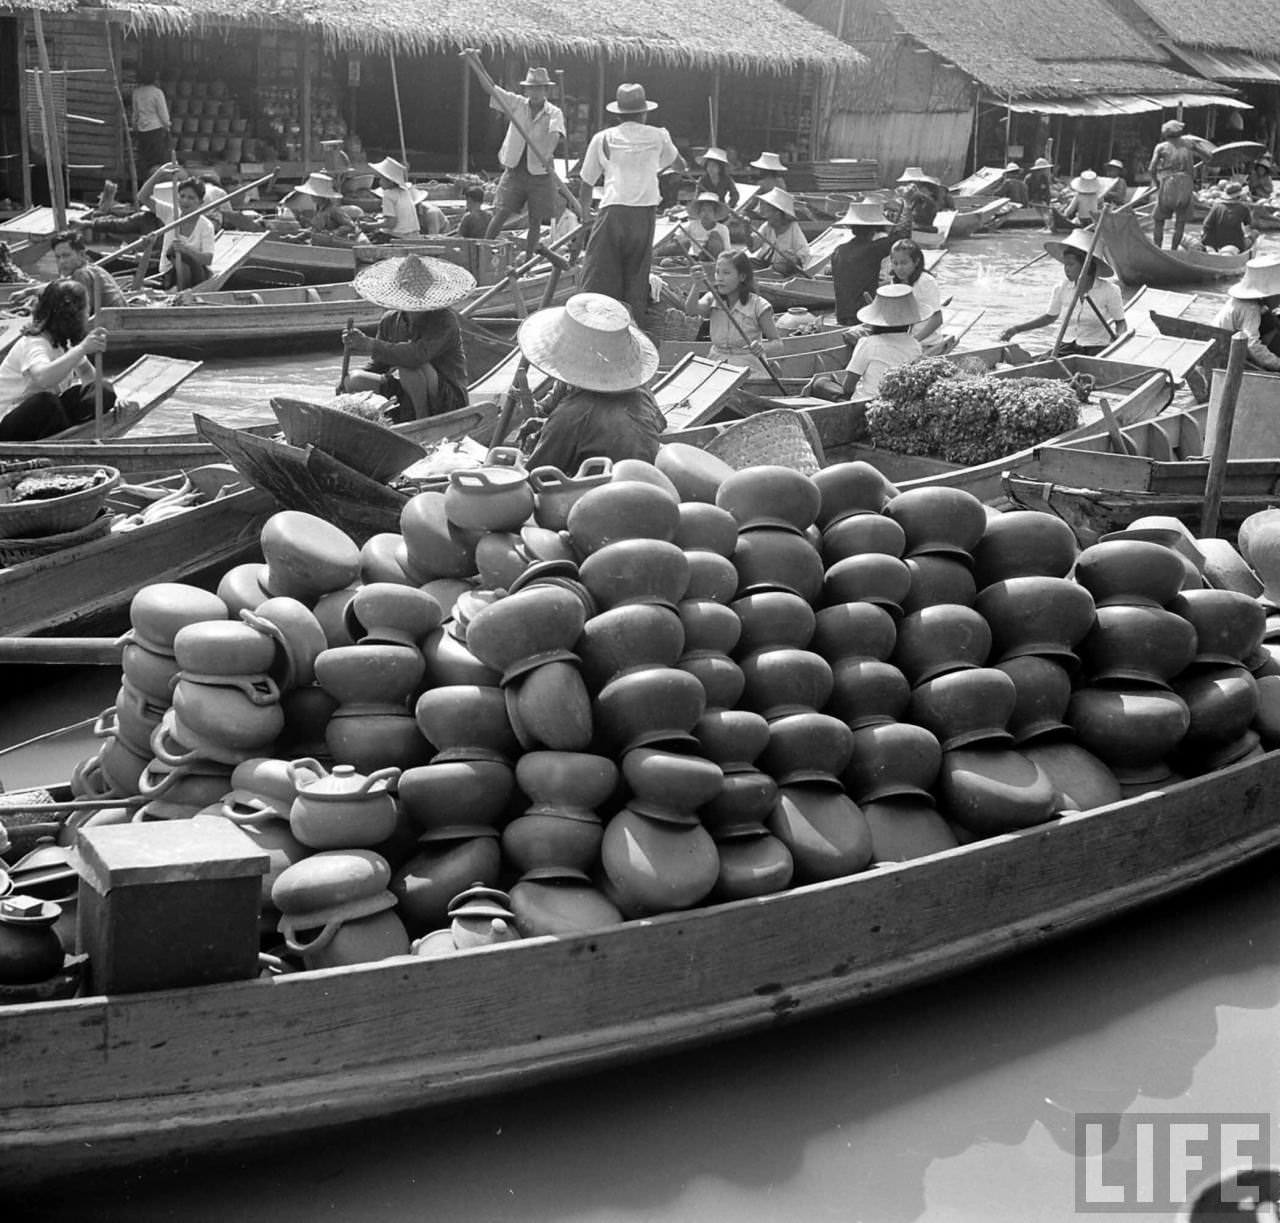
[[1097, 208, 1250, 288]]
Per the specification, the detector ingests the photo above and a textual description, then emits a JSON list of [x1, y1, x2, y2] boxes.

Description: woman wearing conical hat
[[341, 254, 475, 422], [285, 172, 360, 242], [370, 156, 422, 239], [806, 284, 924, 401], [1061, 170, 1102, 227], [1214, 255, 1280, 372], [697, 147, 740, 210]]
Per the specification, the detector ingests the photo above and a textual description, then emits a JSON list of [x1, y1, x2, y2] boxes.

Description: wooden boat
[[3, 739, 1279, 1183], [1096, 208, 1250, 288], [249, 238, 358, 282], [947, 197, 1015, 238], [0, 469, 273, 638]]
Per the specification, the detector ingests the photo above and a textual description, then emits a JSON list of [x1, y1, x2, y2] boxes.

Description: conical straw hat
[[1228, 254, 1280, 300], [290, 172, 342, 200], [836, 202, 890, 228], [750, 152, 788, 174], [856, 283, 924, 328], [352, 254, 476, 311], [897, 166, 941, 186], [517, 293, 659, 392], [370, 156, 410, 187], [698, 147, 730, 165], [757, 187, 796, 219], [689, 191, 730, 221], [1070, 170, 1101, 194], [1043, 228, 1115, 278]]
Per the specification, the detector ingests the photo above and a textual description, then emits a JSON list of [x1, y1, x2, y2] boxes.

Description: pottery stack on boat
[[412, 883, 523, 957]]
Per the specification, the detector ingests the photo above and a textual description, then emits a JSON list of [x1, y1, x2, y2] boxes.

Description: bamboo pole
[[1049, 205, 1108, 359], [91, 277, 105, 441], [459, 58, 470, 174], [30, 11, 67, 230], [103, 24, 137, 204], [595, 54, 605, 132], [388, 53, 408, 170], [300, 35, 313, 170], [1201, 332, 1248, 537]]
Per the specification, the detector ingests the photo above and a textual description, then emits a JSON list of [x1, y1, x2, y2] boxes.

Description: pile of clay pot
[[69, 445, 1280, 975]]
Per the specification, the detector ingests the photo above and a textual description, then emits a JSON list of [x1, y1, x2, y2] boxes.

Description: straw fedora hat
[[1161, 119, 1186, 138], [1224, 180, 1246, 197], [1043, 228, 1115, 278], [353, 254, 477, 312], [897, 166, 941, 186], [607, 83, 658, 114], [1004, 161, 1022, 173], [518, 293, 659, 392], [1030, 157, 1053, 172], [750, 152, 788, 174], [370, 156, 411, 188], [1228, 255, 1280, 300], [856, 283, 924, 328], [690, 191, 730, 222], [1105, 158, 1124, 171], [698, 146, 730, 166], [757, 187, 796, 219], [291, 171, 342, 201], [835, 202, 890, 229], [1070, 170, 1101, 194], [521, 67, 553, 87]]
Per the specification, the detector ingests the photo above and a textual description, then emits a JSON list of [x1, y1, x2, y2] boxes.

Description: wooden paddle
[[1201, 332, 1248, 537], [1096, 395, 1136, 457], [90, 278, 105, 440], [337, 315, 354, 394]]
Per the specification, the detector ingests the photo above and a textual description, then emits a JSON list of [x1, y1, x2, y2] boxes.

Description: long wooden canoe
[[2, 743, 1279, 1184], [1096, 208, 1250, 288]]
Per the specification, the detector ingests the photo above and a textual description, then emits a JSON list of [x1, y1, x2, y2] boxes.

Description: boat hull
[[1097, 209, 1250, 287]]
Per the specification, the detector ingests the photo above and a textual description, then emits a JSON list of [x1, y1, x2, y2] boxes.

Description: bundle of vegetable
[[866, 359, 1080, 466]]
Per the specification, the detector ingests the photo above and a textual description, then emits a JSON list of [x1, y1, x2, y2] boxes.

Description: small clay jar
[[995, 656, 1073, 745], [655, 444, 735, 505], [1066, 686, 1191, 784], [579, 539, 690, 612], [892, 604, 992, 687], [509, 868, 623, 937], [1078, 605, 1198, 688], [732, 529, 825, 603], [811, 602, 897, 665], [240, 597, 329, 692], [1172, 664, 1259, 751], [862, 798, 959, 862], [170, 673, 284, 751], [391, 832, 502, 936], [344, 584, 444, 649], [826, 659, 911, 730], [360, 532, 415, 586], [260, 510, 362, 605], [1019, 741, 1122, 813], [908, 667, 1018, 751], [884, 487, 987, 561], [938, 747, 1058, 835], [820, 513, 907, 567], [714, 834, 795, 900], [731, 592, 817, 655], [675, 502, 739, 557], [567, 480, 680, 555], [414, 685, 520, 763], [120, 638, 182, 704], [759, 712, 853, 785], [0, 896, 64, 986], [739, 648, 834, 720], [900, 556, 977, 614], [286, 759, 401, 849], [1073, 539, 1185, 608], [505, 661, 594, 752], [444, 461, 535, 534], [464, 586, 588, 684], [715, 465, 821, 535], [684, 551, 740, 605], [399, 492, 480, 582], [314, 642, 426, 709], [594, 667, 707, 754], [326, 710, 431, 773], [841, 722, 942, 804], [767, 783, 873, 882], [1169, 589, 1266, 666], [822, 553, 912, 617], [173, 620, 278, 679], [128, 582, 229, 656], [971, 511, 1078, 589], [529, 458, 614, 532], [217, 562, 271, 617], [577, 605, 686, 692], [601, 804, 720, 917], [975, 577, 1096, 668], [398, 759, 516, 838], [421, 627, 502, 689], [811, 460, 896, 528]]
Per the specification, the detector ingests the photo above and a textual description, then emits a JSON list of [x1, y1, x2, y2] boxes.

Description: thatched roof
[[3, 0, 866, 73], [1117, 0, 1280, 57], [874, 0, 1224, 98]]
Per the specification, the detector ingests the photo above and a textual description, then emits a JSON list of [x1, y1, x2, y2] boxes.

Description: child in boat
[[159, 177, 215, 291], [750, 188, 809, 276], [806, 283, 923, 401], [371, 156, 422, 239], [841, 238, 943, 352], [680, 192, 733, 261], [1214, 254, 1280, 372], [1101, 159, 1128, 207], [341, 254, 473, 423], [998, 229, 1126, 357], [683, 249, 781, 377], [456, 185, 492, 239], [1199, 181, 1254, 254], [0, 279, 115, 440], [1061, 170, 1101, 226], [697, 148, 740, 211]]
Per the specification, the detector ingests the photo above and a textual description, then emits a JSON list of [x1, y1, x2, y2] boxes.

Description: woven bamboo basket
[[271, 397, 427, 483], [0, 466, 120, 539], [650, 307, 702, 345], [703, 409, 822, 474]]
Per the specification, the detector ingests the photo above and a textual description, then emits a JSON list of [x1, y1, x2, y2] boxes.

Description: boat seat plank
[[1098, 332, 1213, 384], [49, 355, 203, 442], [654, 354, 751, 432], [192, 232, 269, 293]]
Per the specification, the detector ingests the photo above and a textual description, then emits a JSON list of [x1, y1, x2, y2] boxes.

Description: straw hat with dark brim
[[897, 166, 941, 186], [1005, 162, 1022, 173], [606, 83, 658, 114], [1043, 229, 1115, 278], [1070, 171, 1101, 194], [750, 152, 788, 174], [1105, 159, 1125, 171], [518, 293, 659, 392], [856, 283, 925, 328], [757, 187, 797, 219], [699, 147, 730, 166], [690, 191, 730, 222], [370, 156, 411, 187], [1228, 255, 1280, 300], [353, 254, 477, 311], [835, 202, 890, 229], [291, 171, 342, 201], [521, 67, 553, 87], [1030, 157, 1054, 171]]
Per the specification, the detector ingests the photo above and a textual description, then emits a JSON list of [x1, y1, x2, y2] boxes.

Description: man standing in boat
[[1148, 120, 1200, 250]]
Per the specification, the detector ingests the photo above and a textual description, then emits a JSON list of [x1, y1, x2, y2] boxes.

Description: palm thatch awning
[[2, 0, 867, 73], [1117, 0, 1280, 57]]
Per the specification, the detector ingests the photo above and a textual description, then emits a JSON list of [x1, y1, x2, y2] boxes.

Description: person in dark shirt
[[456, 185, 492, 240], [1024, 157, 1054, 206], [997, 162, 1029, 206], [696, 147, 740, 210], [1200, 181, 1254, 253], [519, 291, 664, 473], [341, 254, 474, 423], [829, 201, 898, 327]]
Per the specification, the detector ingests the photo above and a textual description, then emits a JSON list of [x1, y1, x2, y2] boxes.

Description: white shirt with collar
[[580, 122, 679, 209], [490, 85, 565, 176]]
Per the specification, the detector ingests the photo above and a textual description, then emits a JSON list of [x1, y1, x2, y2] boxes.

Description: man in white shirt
[[578, 83, 685, 327], [1215, 255, 1280, 372], [131, 69, 172, 176]]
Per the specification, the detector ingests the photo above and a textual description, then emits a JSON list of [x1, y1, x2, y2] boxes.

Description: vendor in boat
[[997, 228, 1126, 357], [696, 148, 740, 210], [1214, 254, 1280, 372], [340, 254, 473, 423], [82, 160, 180, 243], [829, 201, 897, 328], [10, 229, 126, 309], [158, 176, 215, 291], [750, 188, 809, 277], [1024, 157, 1055, 208], [371, 157, 422, 239], [519, 291, 664, 472], [1061, 170, 1101, 227], [663, 192, 732, 261], [456, 185, 492, 240], [996, 162, 1029, 206], [1248, 155, 1275, 202], [683, 250, 781, 377], [806, 283, 923, 401], [286, 172, 361, 242], [1199, 181, 1254, 254], [749, 152, 788, 197], [894, 167, 947, 231], [842, 238, 943, 350], [1101, 159, 1128, 207], [0, 279, 114, 441], [1148, 119, 1201, 250]]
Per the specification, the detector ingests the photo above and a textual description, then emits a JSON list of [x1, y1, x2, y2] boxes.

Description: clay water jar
[[128, 582, 228, 656], [5, 846, 78, 952], [695, 708, 770, 773], [314, 642, 426, 709], [421, 627, 501, 688], [609, 458, 680, 499], [884, 487, 986, 561], [1169, 589, 1266, 666], [594, 667, 706, 754], [104, 680, 168, 754], [567, 480, 679, 555], [767, 783, 873, 882], [151, 707, 266, 770], [679, 652, 744, 710], [827, 659, 911, 729], [811, 602, 897, 665], [715, 465, 821, 535], [822, 553, 911, 616], [1173, 664, 1259, 750], [530, 458, 614, 532], [892, 604, 991, 687], [577, 605, 685, 691], [391, 832, 502, 936], [732, 529, 824, 603], [1019, 741, 1122, 813], [310, 589, 358, 649], [678, 601, 741, 658], [0, 896, 64, 985], [622, 747, 724, 820], [580, 539, 690, 612], [715, 833, 795, 900], [1237, 506, 1280, 573], [137, 757, 235, 809], [472, 532, 530, 592], [260, 511, 362, 605], [465, 586, 587, 683], [344, 584, 443, 649], [360, 532, 415, 586], [675, 502, 739, 557], [739, 648, 833, 719], [701, 769, 779, 840], [509, 868, 623, 937], [120, 639, 182, 704], [972, 511, 1078, 589], [505, 750, 618, 871], [173, 620, 277, 679], [811, 460, 896, 528], [414, 685, 519, 763], [445, 460, 534, 534], [655, 444, 735, 505], [842, 722, 942, 804], [505, 661, 594, 752], [399, 491, 480, 582], [286, 758, 401, 849], [398, 759, 516, 838], [939, 747, 1058, 835], [995, 656, 1073, 744], [1078, 605, 1197, 688], [95, 733, 154, 797], [326, 710, 430, 773], [731, 592, 816, 655], [975, 577, 1096, 667], [601, 805, 719, 916], [908, 667, 1018, 751], [1067, 686, 1191, 783], [1254, 674, 1280, 747], [820, 513, 907, 566], [683, 551, 739, 605], [171, 673, 284, 751], [900, 556, 977, 614], [1073, 539, 1185, 608], [240, 596, 329, 692], [217, 562, 271, 617], [861, 798, 958, 862], [760, 712, 853, 785]]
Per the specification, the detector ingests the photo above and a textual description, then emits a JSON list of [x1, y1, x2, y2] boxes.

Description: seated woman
[[750, 188, 809, 276], [287, 172, 361, 243], [1060, 170, 1101, 227], [0, 279, 114, 441], [806, 283, 923, 401], [519, 292, 665, 473], [684, 250, 781, 378], [656, 192, 732, 262], [341, 254, 473, 424], [697, 148, 740, 210], [1199, 182, 1254, 253], [842, 238, 943, 350], [159, 176, 216, 291]]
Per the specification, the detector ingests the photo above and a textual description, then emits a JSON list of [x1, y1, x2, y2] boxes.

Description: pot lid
[[291, 762, 399, 799], [0, 892, 61, 925]]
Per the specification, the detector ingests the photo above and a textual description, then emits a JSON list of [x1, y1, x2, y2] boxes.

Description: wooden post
[[30, 11, 67, 229], [967, 86, 979, 177], [18, 15, 32, 210], [104, 22, 137, 202], [595, 54, 605, 132], [1005, 95, 1012, 166], [300, 34, 313, 170], [459, 57, 470, 173], [388, 52, 408, 169], [1201, 332, 1248, 538]]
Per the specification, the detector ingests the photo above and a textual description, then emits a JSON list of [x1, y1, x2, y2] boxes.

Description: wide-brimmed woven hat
[[750, 152, 788, 174], [1030, 157, 1053, 171], [897, 166, 941, 186], [835, 202, 890, 229], [521, 67, 553, 87], [1070, 170, 1101, 194], [291, 171, 342, 201], [757, 187, 796, 219], [607, 83, 658, 114], [856, 283, 924, 328], [353, 254, 476, 311], [690, 191, 730, 221], [1105, 158, 1124, 171], [1161, 119, 1186, 138], [1224, 180, 1246, 197], [518, 293, 658, 392], [370, 156, 411, 188], [1228, 255, 1280, 299], [1043, 228, 1115, 278], [698, 147, 730, 166], [1005, 161, 1022, 173]]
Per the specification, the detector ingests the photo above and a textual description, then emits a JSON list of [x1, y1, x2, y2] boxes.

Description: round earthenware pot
[[391, 832, 502, 937], [120, 639, 183, 704], [1237, 506, 1280, 582], [171, 674, 284, 751], [529, 457, 614, 532], [260, 511, 362, 605], [502, 811, 603, 875], [1073, 539, 1185, 608], [1078, 605, 1197, 688], [217, 562, 271, 617], [173, 620, 277, 678], [655, 444, 735, 505], [577, 604, 685, 691], [678, 649, 745, 709], [1169, 589, 1266, 666], [767, 783, 873, 882], [399, 491, 480, 582], [715, 465, 821, 535], [892, 604, 991, 687], [972, 510, 1078, 589], [811, 601, 897, 665], [675, 502, 739, 558], [509, 868, 623, 937], [939, 747, 1058, 835], [505, 661, 594, 752], [0, 896, 64, 985], [601, 806, 719, 916], [694, 708, 771, 773], [137, 758, 234, 808], [465, 585, 587, 683], [414, 685, 519, 763], [731, 591, 816, 655], [398, 759, 515, 838], [827, 658, 911, 729], [861, 798, 958, 862], [900, 556, 977, 614], [1066, 686, 1191, 782], [128, 583, 228, 657], [679, 599, 741, 657], [579, 539, 690, 612], [360, 532, 415, 586], [739, 648, 833, 720], [421, 627, 502, 689], [271, 847, 394, 932], [995, 655, 1073, 745], [314, 642, 426, 709], [701, 768, 779, 840], [276, 684, 340, 757], [286, 759, 400, 849], [841, 722, 942, 804], [1172, 664, 1259, 749], [732, 528, 824, 603], [621, 747, 723, 822], [310, 588, 358, 650], [594, 667, 706, 754], [344, 583, 443, 649], [326, 710, 430, 773], [822, 552, 911, 616], [444, 462, 534, 534], [282, 903, 409, 971], [975, 576, 1096, 667], [714, 832, 794, 900], [103, 681, 169, 755], [759, 711, 853, 785], [819, 514, 907, 569], [240, 596, 329, 692], [95, 733, 154, 797], [683, 551, 739, 605], [217, 796, 310, 907], [1254, 674, 1280, 748], [472, 532, 530, 593], [907, 667, 1018, 751], [884, 487, 986, 562], [608, 458, 681, 500], [567, 480, 680, 556], [811, 460, 896, 529], [1019, 741, 1122, 813], [516, 751, 619, 818]]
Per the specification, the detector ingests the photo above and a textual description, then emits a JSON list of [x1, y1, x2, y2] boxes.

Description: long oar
[[1050, 205, 1109, 360], [91, 278, 105, 440], [336, 315, 354, 394]]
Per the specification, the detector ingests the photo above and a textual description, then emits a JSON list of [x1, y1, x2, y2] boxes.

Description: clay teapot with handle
[[286, 758, 401, 850]]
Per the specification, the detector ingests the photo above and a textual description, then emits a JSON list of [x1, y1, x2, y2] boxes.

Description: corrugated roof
[[1005, 91, 1251, 116], [1168, 47, 1280, 86]]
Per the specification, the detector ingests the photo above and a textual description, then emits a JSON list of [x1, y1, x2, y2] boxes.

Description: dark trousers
[[582, 204, 656, 326], [0, 384, 117, 442], [90, 211, 161, 241], [136, 128, 172, 177]]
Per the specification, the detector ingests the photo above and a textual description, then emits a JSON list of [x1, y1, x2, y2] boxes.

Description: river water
[[11, 225, 1280, 1221]]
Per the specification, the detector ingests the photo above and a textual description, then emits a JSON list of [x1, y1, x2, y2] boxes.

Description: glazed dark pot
[[398, 759, 516, 837], [580, 539, 690, 612], [811, 602, 897, 664], [601, 807, 719, 916], [1169, 589, 1267, 666], [678, 653, 745, 709], [820, 513, 907, 567], [655, 443, 736, 505], [516, 750, 619, 818], [594, 667, 707, 754], [822, 553, 911, 616], [715, 465, 822, 535], [567, 480, 680, 555], [1078, 605, 1198, 688], [421, 627, 502, 689], [995, 656, 1073, 745], [391, 832, 502, 937], [326, 710, 431, 773], [694, 708, 771, 772], [884, 487, 986, 562], [900, 556, 977, 614], [675, 502, 740, 557], [938, 747, 1058, 835], [714, 833, 794, 900], [811, 460, 896, 528], [344, 583, 444, 650], [826, 659, 911, 729], [760, 711, 854, 785], [732, 529, 825, 603], [731, 592, 816, 655], [701, 770, 779, 840], [683, 551, 740, 605], [739, 648, 834, 719], [1172, 664, 1259, 749], [862, 798, 959, 863], [767, 783, 873, 882], [1073, 539, 1185, 609], [622, 747, 724, 822], [891, 604, 992, 687], [505, 661, 594, 752], [1019, 741, 1122, 812], [908, 668, 1018, 751], [509, 869, 623, 937], [465, 585, 588, 684], [577, 604, 686, 692], [314, 643, 426, 709], [1067, 686, 1191, 782], [975, 577, 1096, 667], [841, 722, 942, 804], [414, 685, 520, 763], [679, 599, 741, 657], [972, 511, 1078, 589]]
